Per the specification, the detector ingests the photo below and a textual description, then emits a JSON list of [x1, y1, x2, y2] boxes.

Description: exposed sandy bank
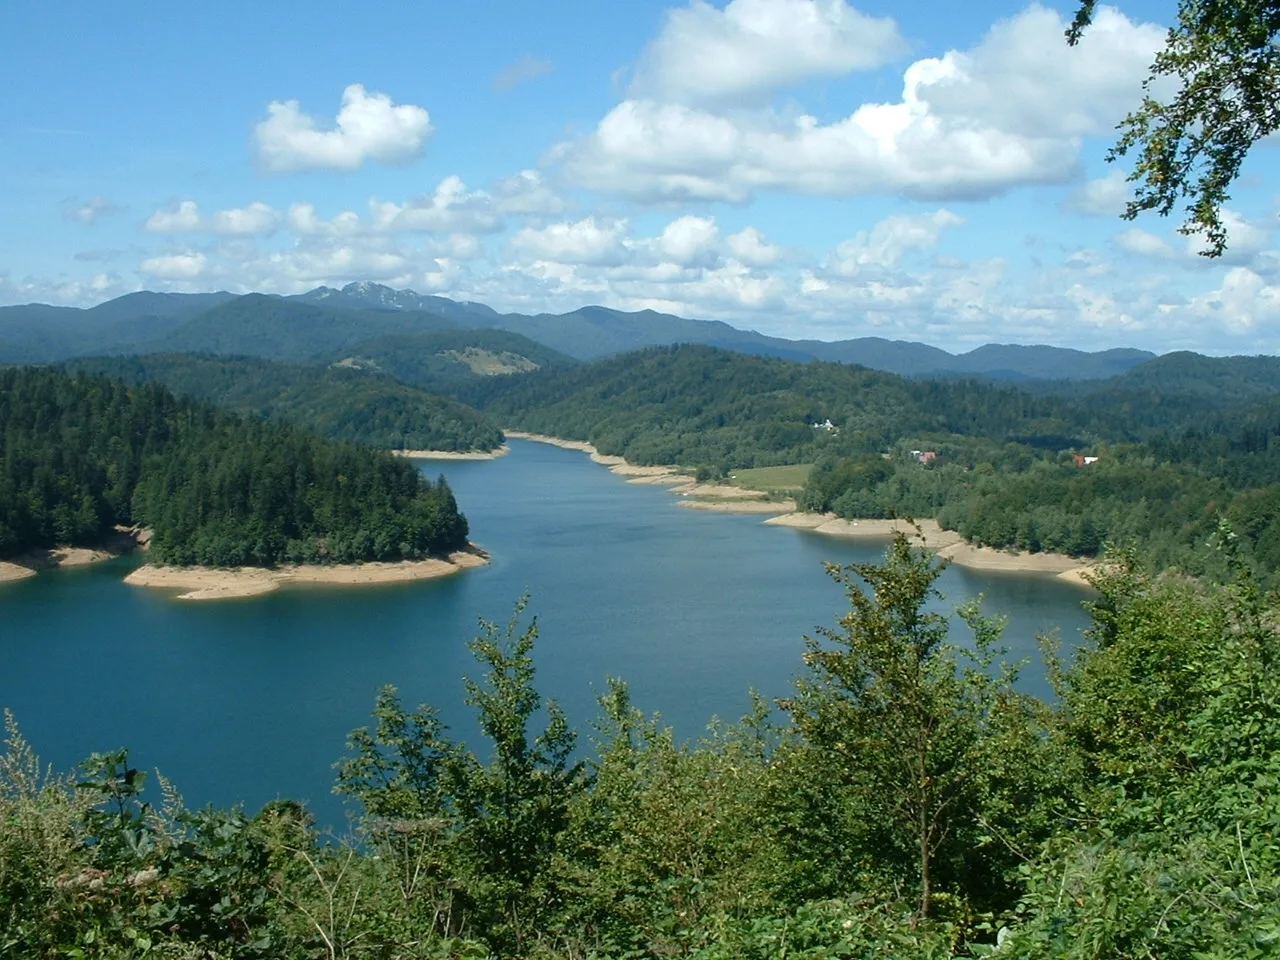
[[678, 499, 798, 514], [625, 474, 689, 486], [504, 434, 783, 502], [1057, 566, 1101, 587], [0, 528, 148, 586], [936, 541, 1086, 574], [765, 516, 962, 545], [763, 512, 835, 530], [394, 445, 510, 460], [124, 548, 490, 601], [504, 432, 597, 454], [767, 513, 1095, 581], [675, 482, 769, 499], [0, 562, 37, 583], [612, 464, 681, 478]]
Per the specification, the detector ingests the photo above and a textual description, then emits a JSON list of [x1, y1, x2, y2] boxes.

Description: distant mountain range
[[0, 282, 1159, 381]]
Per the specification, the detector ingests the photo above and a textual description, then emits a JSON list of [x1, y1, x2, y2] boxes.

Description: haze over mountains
[[0, 282, 1156, 382]]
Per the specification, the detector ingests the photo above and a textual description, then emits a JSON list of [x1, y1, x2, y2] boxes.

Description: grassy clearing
[[728, 463, 813, 493]]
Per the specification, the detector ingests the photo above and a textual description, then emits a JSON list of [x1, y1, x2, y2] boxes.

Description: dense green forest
[[800, 389, 1280, 581], [0, 367, 469, 566], [462, 343, 1280, 580], [472, 344, 1088, 468], [322, 329, 576, 396], [1013, 351, 1280, 434], [3, 537, 1275, 958], [63, 353, 505, 453], [152, 294, 463, 362]]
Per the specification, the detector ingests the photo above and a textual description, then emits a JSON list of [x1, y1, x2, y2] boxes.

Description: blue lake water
[[0, 439, 1093, 828]]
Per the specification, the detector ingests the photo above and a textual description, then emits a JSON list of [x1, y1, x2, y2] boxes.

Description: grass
[[728, 464, 813, 494]]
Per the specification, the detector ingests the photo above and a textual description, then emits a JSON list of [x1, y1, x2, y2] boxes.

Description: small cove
[[0, 439, 1093, 827]]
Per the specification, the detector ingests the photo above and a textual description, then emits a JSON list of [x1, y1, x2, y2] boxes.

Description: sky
[[3, 0, 1279, 354]]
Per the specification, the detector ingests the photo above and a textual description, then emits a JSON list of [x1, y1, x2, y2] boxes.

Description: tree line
[[453, 342, 1280, 582], [801, 387, 1280, 583], [64, 353, 505, 454], [0, 367, 469, 566], [2, 534, 1274, 957]]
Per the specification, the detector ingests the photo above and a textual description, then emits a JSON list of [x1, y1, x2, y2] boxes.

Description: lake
[[0, 439, 1093, 828]]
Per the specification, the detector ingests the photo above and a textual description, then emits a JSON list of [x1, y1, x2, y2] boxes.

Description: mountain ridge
[[0, 282, 1162, 380]]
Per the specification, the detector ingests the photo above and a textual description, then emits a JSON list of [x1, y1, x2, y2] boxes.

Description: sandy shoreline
[[124, 547, 490, 601], [394, 444, 510, 461], [505, 432, 789, 502], [0, 562, 38, 583], [765, 515, 1095, 583], [678, 499, 798, 514], [504, 433, 1096, 584], [0, 528, 148, 586]]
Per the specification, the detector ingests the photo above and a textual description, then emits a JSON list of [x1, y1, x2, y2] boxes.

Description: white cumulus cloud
[[1184, 267, 1280, 334], [1114, 227, 1174, 258], [727, 226, 784, 266], [509, 217, 632, 266], [559, 4, 1164, 203], [656, 215, 721, 267], [493, 170, 568, 216], [827, 210, 963, 274], [145, 200, 202, 233], [211, 202, 281, 237], [139, 251, 207, 280], [369, 176, 502, 234], [286, 203, 362, 237], [632, 0, 904, 104], [1186, 210, 1273, 263], [254, 84, 433, 174]]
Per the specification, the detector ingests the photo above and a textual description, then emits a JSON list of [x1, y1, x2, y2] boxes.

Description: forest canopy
[[63, 353, 505, 454], [3, 539, 1276, 958], [0, 366, 469, 566]]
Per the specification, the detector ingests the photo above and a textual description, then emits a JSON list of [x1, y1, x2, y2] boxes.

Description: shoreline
[[123, 546, 490, 601], [764, 515, 1095, 584], [504, 432, 792, 510], [0, 527, 149, 586], [506, 433, 1095, 584], [394, 444, 510, 461]]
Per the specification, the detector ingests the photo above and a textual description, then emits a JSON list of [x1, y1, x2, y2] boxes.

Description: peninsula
[[0, 368, 479, 594]]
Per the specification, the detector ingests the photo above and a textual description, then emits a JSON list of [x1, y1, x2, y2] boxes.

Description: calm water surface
[[0, 440, 1093, 826]]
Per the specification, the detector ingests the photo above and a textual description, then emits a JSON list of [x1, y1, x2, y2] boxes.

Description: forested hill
[[62, 353, 504, 453], [473, 343, 1093, 467], [800, 386, 1280, 581], [469, 343, 1280, 581], [1045, 350, 1280, 400], [152, 295, 462, 361], [0, 367, 469, 566], [322, 328, 576, 395], [1, 285, 1155, 380]]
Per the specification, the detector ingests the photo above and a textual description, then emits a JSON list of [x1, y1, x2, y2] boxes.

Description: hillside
[[324, 328, 576, 396], [0, 367, 470, 566], [0, 291, 235, 363], [1, 284, 1156, 380], [1012, 352, 1280, 438], [471, 343, 1280, 467], [472, 343, 1089, 467], [152, 294, 462, 361], [62, 353, 504, 452]]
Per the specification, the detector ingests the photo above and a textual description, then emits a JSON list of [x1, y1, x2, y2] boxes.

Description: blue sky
[[3, 0, 1278, 353]]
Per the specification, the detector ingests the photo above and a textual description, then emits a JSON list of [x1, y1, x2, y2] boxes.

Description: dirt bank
[[123, 548, 490, 601]]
